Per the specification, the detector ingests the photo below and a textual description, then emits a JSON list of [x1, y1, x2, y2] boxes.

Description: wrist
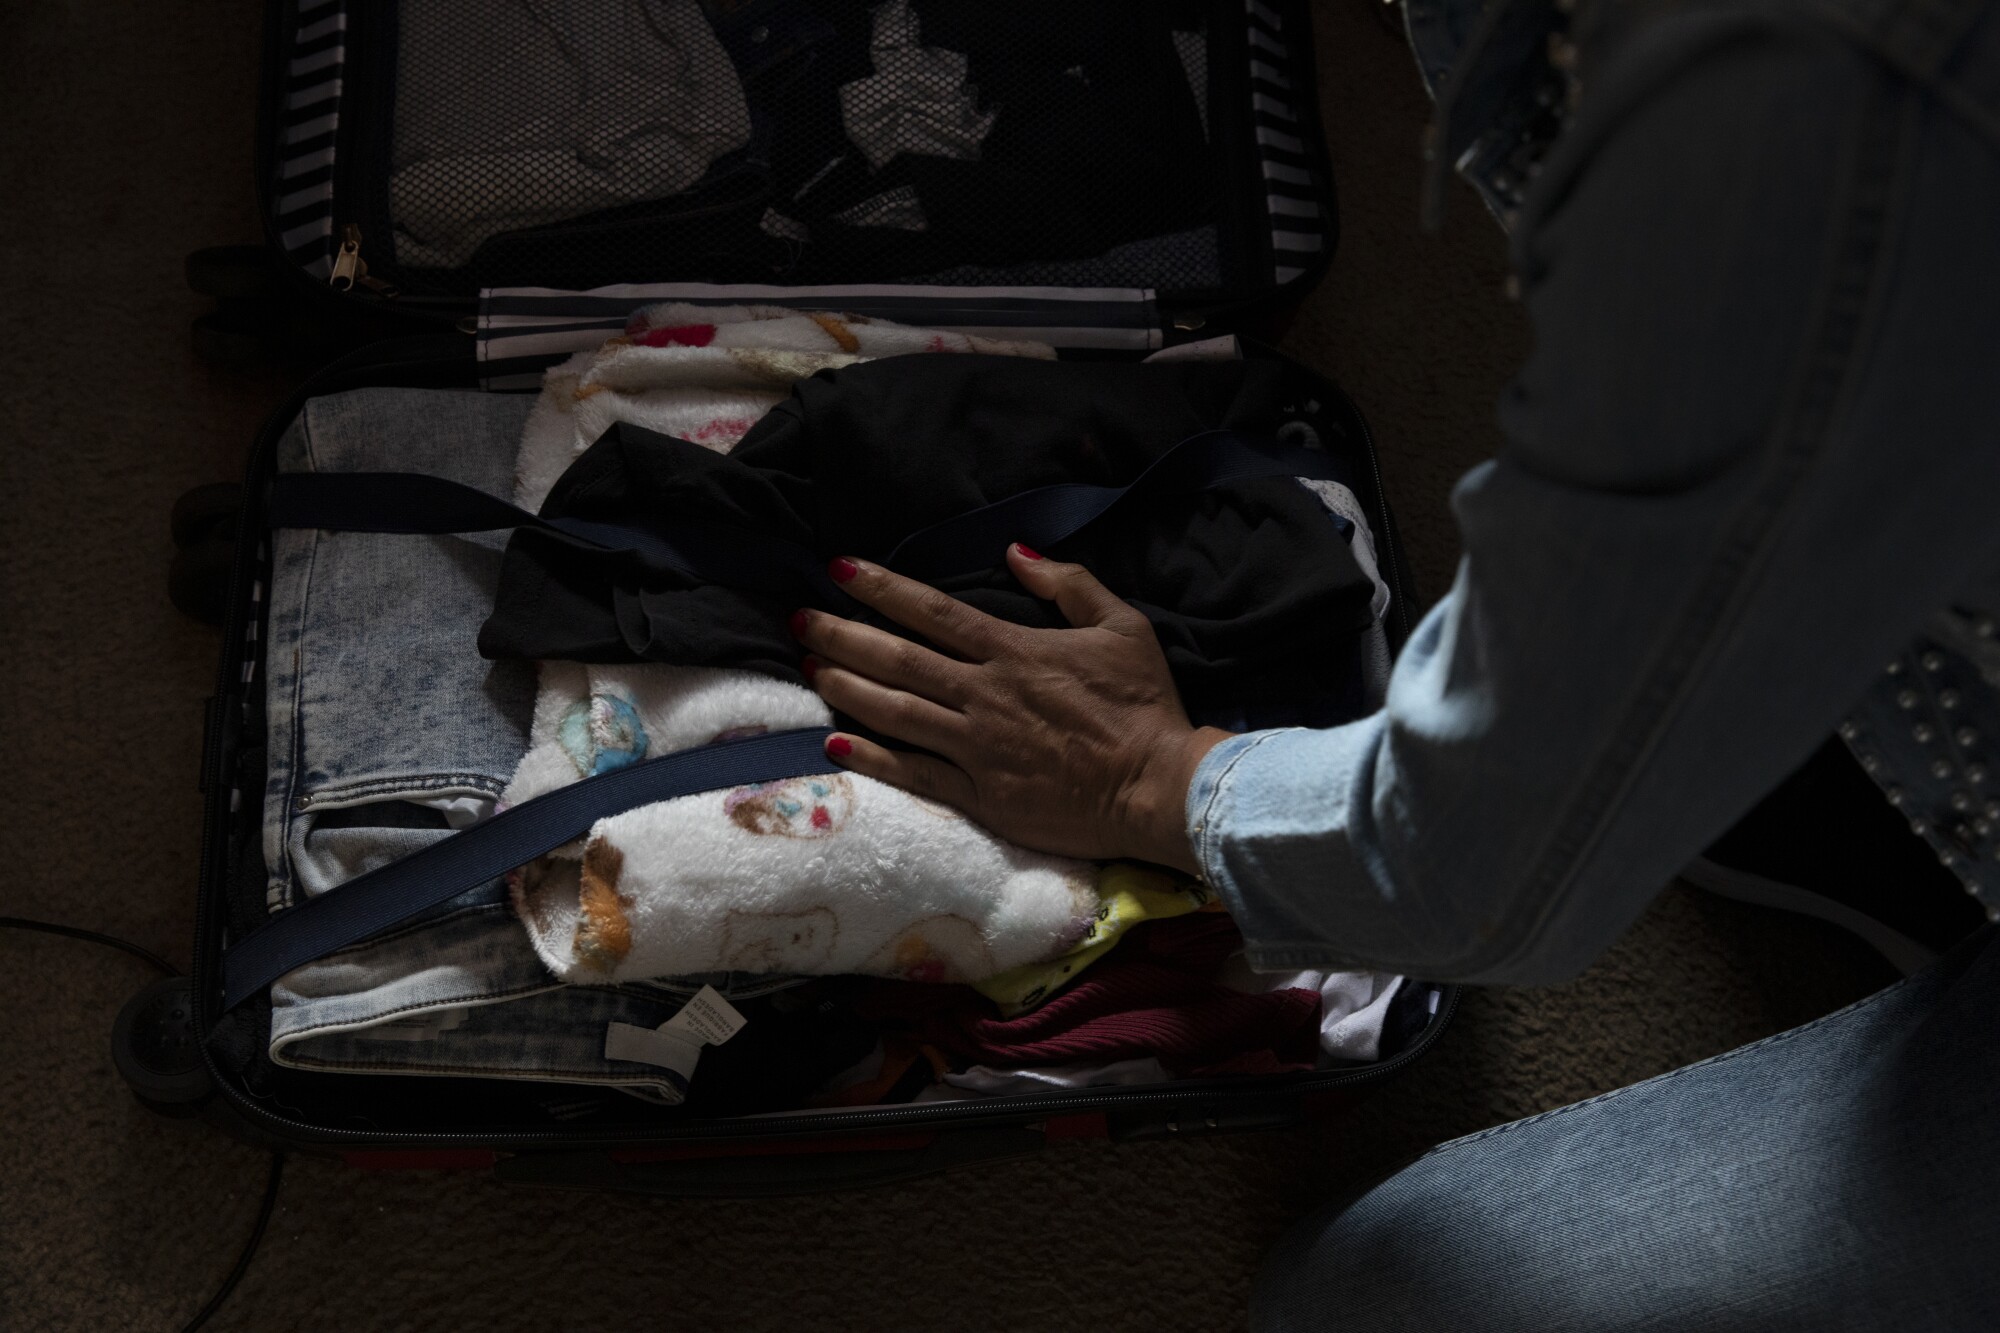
[[1121, 726, 1232, 875]]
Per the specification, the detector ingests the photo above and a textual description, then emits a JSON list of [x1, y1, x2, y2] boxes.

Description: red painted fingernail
[[789, 609, 810, 639], [1014, 543, 1043, 560], [801, 656, 820, 682], [829, 557, 859, 584], [826, 734, 853, 758]]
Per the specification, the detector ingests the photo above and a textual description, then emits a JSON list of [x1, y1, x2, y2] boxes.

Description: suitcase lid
[[262, 0, 1337, 355]]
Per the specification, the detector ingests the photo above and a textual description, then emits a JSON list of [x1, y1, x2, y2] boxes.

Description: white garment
[[837, 0, 997, 173], [1216, 954, 1406, 1064]]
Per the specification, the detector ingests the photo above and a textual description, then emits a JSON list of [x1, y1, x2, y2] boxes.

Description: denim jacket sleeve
[[1190, 13, 2000, 983]]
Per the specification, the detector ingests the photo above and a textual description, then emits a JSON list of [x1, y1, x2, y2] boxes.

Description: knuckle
[[889, 639, 930, 681], [908, 760, 946, 798], [811, 666, 853, 707], [889, 692, 931, 731], [913, 585, 961, 625], [810, 614, 848, 652]]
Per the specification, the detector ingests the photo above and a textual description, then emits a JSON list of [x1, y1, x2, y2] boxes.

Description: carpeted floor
[[0, 2, 1898, 1330]]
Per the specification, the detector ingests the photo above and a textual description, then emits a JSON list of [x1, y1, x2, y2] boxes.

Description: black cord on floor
[[179, 1150, 286, 1333], [0, 914, 179, 977], [0, 916, 286, 1333]]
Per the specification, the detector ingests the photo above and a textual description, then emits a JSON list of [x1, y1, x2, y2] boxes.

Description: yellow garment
[[971, 863, 1220, 1016]]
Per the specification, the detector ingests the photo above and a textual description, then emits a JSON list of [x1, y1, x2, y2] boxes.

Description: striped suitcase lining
[[266, 1, 1330, 313], [1244, 0, 1330, 286], [273, 0, 345, 280], [473, 284, 1165, 387]]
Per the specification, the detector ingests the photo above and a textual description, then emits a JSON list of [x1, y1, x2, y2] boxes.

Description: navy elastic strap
[[222, 727, 837, 1010], [267, 472, 847, 603], [885, 430, 1355, 576], [267, 430, 1354, 589]]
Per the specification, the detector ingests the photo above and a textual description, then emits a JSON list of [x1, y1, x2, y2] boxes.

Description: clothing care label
[[664, 985, 750, 1046], [603, 985, 748, 1075]]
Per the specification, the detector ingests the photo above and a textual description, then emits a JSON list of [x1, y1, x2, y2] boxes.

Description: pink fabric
[[855, 915, 1322, 1074], [633, 322, 717, 348]]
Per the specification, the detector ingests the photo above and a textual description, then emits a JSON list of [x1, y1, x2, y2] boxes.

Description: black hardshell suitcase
[[142, 0, 1461, 1195]]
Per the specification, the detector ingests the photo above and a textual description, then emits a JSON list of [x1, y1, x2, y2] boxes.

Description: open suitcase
[[133, 0, 1461, 1196]]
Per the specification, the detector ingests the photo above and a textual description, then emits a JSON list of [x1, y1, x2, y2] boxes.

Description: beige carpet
[[0, 2, 1896, 1329]]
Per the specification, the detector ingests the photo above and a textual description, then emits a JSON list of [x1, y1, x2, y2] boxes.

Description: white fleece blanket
[[515, 301, 1055, 510], [507, 663, 1099, 984], [505, 305, 1089, 986]]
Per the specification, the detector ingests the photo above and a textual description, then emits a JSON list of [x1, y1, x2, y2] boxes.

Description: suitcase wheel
[[171, 482, 242, 549], [111, 976, 215, 1115], [169, 534, 235, 626]]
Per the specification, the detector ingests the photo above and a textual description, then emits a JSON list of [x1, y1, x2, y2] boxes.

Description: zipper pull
[[328, 224, 398, 297], [329, 223, 363, 290]]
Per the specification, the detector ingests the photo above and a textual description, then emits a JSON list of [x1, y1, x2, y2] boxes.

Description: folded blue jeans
[[261, 386, 537, 916], [260, 387, 794, 1099]]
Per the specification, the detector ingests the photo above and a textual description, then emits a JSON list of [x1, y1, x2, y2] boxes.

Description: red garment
[[631, 322, 717, 348], [854, 915, 1321, 1075]]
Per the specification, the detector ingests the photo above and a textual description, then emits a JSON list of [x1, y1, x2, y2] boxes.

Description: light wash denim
[[1254, 925, 2000, 1330], [1221, 0, 2000, 1323], [261, 388, 795, 1097], [1190, 0, 2000, 984], [262, 386, 538, 916], [266, 899, 802, 1101]]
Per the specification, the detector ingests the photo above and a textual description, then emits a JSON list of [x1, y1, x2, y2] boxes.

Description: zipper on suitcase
[[328, 224, 398, 297]]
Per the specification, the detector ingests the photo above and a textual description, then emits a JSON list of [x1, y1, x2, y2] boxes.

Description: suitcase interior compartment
[[192, 340, 1451, 1153], [264, 0, 1335, 317]]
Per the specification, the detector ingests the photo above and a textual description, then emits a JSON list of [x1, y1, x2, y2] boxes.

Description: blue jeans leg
[[1252, 928, 2000, 1331]]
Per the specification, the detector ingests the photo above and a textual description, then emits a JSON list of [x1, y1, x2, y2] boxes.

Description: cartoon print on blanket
[[504, 660, 1102, 986]]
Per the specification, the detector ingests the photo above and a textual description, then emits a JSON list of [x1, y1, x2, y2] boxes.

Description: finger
[[827, 557, 1009, 660], [824, 732, 978, 812], [792, 608, 972, 707], [811, 662, 968, 754], [1005, 543, 1149, 635]]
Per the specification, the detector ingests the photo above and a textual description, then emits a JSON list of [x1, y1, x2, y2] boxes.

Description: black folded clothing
[[479, 355, 1378, 730]]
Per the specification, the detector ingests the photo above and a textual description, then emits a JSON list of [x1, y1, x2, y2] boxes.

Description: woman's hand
[[791, 545, 1232, 874]]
